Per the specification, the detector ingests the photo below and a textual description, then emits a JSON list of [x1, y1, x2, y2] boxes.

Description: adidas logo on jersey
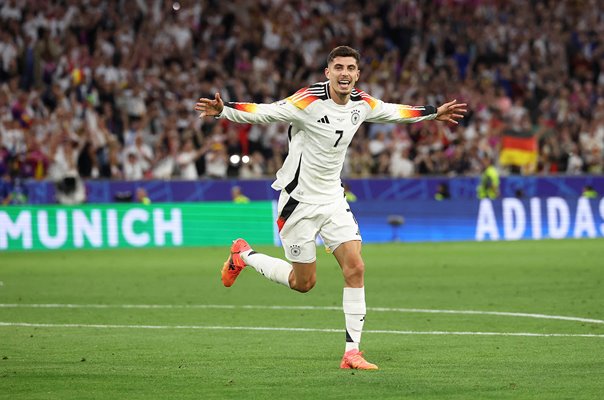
[[317, 115, 330, 124]]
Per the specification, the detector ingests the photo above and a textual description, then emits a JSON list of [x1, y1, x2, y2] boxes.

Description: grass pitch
[[1, 240, 603, 399]]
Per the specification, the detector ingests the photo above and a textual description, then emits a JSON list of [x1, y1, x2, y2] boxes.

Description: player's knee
[[349, 259, 365, 274], [344, 259, 365, 280]]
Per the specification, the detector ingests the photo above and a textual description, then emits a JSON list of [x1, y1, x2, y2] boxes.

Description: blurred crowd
[[1, 0, 604, 200]]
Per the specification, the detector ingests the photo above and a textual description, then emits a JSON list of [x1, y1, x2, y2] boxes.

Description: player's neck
[[329, 86, 350, 105]]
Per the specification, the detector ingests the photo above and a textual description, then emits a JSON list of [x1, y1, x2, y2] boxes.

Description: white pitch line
[[1, 303, 603, 325], [0, 322, 602, 338], [370, 308, 604, 325]]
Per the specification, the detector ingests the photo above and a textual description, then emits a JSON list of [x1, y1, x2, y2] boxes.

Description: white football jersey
[[218, 81, 437, 204]]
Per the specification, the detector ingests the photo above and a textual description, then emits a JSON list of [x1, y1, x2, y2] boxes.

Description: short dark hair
[[327, 46, 360, 67]]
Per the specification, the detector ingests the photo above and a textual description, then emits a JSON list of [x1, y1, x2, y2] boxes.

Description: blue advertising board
[[350, 197, 604, 243], [17, 176, 604, 204]]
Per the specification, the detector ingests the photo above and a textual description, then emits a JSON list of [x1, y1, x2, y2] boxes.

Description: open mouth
[[337, 80, 351, 89]]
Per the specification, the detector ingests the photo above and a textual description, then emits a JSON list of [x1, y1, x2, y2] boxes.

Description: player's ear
[[324, 67, 330, 79]]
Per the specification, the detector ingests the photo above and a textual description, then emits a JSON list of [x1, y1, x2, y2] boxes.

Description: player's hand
[[435, 99, 467, 124], [195, 93, 224, 118]]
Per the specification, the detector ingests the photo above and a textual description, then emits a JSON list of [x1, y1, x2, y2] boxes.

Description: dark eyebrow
[[333, 63, 357, 69]]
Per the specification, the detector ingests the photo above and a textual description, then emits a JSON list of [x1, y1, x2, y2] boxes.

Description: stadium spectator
[[203, 142, 228, 179], [176, 138, 206, 180], [136, 187, 151, 205], [477, 157, 500, 199], [231, 185, 250, 204], [343, 182, 357, 202], [0, 174, 27, 205], [581, 185, 598, 199], [151, 144, 176, 180], [238, 151, 266, 179], [125, 134, 154, 176], [390, 147, 415, 177], [123, 150, 144, 181], [55, 173, 85, 205], [435, 182, 451, 201]]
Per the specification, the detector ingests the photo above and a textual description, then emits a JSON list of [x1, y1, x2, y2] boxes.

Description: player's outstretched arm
[[435, 99, 467, 124], [195, 93, 224, 118], [194, 91, 303, 125]]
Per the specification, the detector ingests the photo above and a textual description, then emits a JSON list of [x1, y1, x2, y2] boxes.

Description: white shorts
[[276, 191, 362, 263]]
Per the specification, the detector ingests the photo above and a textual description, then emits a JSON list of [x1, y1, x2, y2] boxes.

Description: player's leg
[[222, 191, 319, 292], [322, 200, 377, 370], [333, 241, 367, 350], [227, 243, 317, 292], [221, 238, 293, 287], [290, 261, 316, 293], [333, 240, 364, 287], [333, 241, 376, 370]]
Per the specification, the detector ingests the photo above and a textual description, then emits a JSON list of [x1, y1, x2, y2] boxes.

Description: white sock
[[241, 250, 292, 288], [343, 287, 366, 352]]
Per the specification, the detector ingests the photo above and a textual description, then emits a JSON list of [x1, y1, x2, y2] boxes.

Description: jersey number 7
[[334, 130, 344, 147]]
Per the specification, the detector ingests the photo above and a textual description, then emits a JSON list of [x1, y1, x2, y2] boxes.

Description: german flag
[[499, 130, 538, 167]]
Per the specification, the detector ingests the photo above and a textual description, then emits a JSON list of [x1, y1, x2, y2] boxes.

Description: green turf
[[1, 240, 603, 399]]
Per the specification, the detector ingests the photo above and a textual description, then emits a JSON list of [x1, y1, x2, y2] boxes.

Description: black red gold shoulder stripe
[[287, 82, 328, 109], [351, 89, 378, 109], [397, 105, 437, 118], [225, 102, 258, 113]]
